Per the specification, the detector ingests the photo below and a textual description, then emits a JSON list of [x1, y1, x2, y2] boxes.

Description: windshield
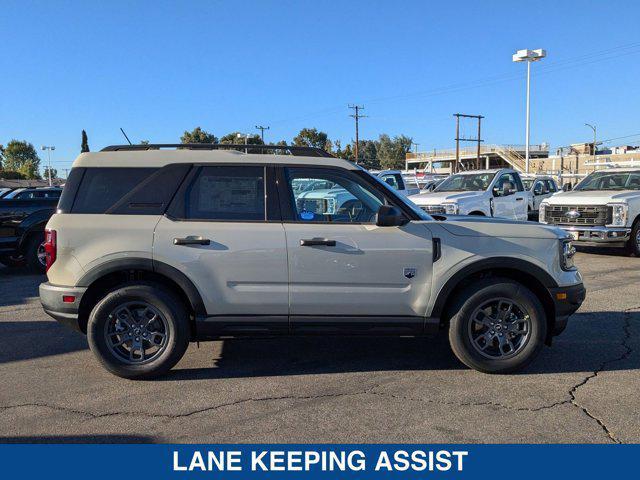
[[522, 179, 534, 190], [363, 171, 431, 220], [435, 172, 496, 192], [574, 171, 640, 191]]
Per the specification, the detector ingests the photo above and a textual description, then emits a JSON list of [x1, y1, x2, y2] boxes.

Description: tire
[[447, 278, 547, 374], [87, 283, 190, 379], [24, 232, 46, 274], [0, 254, 25, 268], [626, 220, 640, 256]]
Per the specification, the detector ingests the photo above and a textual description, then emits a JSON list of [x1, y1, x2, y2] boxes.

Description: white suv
[[409, 169, 528, 221], [521, 174, 559, 215], [540, 167, 640, 255], [40, 144, 585, 379]]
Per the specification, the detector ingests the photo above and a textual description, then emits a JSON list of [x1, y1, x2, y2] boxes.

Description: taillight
[[44, 229, 57, 272]]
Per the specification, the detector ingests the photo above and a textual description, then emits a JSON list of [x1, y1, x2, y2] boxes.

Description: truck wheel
[[87, 283, 190, 379], [448, 278, 547, 374], [24, 232, 46, 274], [627, 221, 640, 256], [0, 254, 25, 268]]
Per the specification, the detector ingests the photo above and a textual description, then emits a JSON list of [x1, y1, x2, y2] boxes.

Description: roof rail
[[100, 144, 335, 157]]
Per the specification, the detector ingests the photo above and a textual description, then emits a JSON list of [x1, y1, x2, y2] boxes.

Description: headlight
[[607, 203, 628, 227], [443, 203, 458, 215], [539, 203, 548, 223], [560, 238, 576, 271]]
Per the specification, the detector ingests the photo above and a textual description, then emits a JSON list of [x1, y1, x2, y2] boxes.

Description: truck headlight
[[607, 203, 628, 227], [560, 238, 576, 271], [539, 203, 548, 223], [443, 203, 458, 215]]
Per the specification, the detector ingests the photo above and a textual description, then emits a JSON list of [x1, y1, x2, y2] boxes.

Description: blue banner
[[0, 444, 636, 479]]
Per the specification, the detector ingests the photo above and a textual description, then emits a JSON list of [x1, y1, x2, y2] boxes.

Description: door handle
[[516, 198, 524, 201], [300, 238, 336, 247], [173, 236, 211, 246]]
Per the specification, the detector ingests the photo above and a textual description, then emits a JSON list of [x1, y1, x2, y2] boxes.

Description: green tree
[[81, 130, 90, 152], [360, 140, 380, 169], [376, 134, 412, 170], [180, 127, 217, 144], [43, 166, 58, 180], [293, 128, 329, 149], [140, 140, 150, 145], [2, 140, 41, 179], [341, 143, 354, 161]]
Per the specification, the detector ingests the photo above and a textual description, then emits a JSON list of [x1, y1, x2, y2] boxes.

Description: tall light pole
[[585, 123, 597, 167], [41, 145, 55, 186], [236, 133, 248, 154], [513, 49, 546, 173]]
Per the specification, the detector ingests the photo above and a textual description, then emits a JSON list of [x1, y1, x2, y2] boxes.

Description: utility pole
[[454, 113, 484, 173], [255, 125, 270, 143], [348, 105, 367, 164]]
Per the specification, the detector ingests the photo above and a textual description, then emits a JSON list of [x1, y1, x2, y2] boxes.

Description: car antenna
[[119, 128, 133, 145]]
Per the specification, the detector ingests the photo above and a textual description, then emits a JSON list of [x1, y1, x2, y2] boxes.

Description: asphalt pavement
[[0, 249, 638, 443]]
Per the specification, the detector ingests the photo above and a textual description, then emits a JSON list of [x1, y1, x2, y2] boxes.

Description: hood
[[410, 190, 484, 205], [546, 190, 640, 205], [422, 215, 565, 239]]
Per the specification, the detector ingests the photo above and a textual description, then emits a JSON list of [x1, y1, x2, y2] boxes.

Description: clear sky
[[2, 0, 640, 175]]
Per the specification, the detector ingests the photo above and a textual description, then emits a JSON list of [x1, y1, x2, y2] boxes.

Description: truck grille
[[546, 205, 611, 226], [420, 205, 446, 214]]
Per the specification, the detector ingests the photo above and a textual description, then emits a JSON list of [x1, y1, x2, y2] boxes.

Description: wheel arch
[[76, 258, 205, 334], [431, 257, 558, 343]]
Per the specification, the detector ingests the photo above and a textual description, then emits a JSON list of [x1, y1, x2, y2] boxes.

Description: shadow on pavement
[[0, 321, 87, 364], [0, 435, 154, 443], [163, 311, 638, 380]]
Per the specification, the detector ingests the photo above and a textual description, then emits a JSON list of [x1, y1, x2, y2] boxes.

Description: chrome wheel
[[636, 229, 640, 250], [468, 298, 531, 359], [104, 302, 169, 364], [37, 242, 46, 267]]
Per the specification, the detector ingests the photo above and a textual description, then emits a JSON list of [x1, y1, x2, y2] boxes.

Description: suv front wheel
[[87, 283, 190, 379], [447, 278, 547, 374]]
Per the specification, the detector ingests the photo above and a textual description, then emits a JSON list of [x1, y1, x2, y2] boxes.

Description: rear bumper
[[39, 282, 87, 333], [549, 282, 586, 336], [557, 225, 631, 245]]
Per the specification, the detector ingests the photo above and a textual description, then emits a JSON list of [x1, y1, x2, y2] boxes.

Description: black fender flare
[[17, 208, 55, 249], [76, 257, 206, 316], [430, 256, 558, 318]]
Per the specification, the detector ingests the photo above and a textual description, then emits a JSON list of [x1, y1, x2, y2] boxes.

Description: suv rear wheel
[[447, 278, 546, 374], [87, 283, 190, 379]]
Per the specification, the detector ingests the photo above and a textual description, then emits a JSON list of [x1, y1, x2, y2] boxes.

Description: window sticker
[[300, 210, 315, 221]]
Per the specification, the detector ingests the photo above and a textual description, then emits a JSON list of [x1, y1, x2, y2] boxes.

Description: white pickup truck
[[409, 168, 529, 221], [375, 170, 421, 197], [540, 167, 640, 255]]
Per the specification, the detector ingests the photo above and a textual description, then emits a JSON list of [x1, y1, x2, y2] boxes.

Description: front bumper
[[549, 282, 586, 336], [556, 225, 631, 245], [39, 282, 87, 333]]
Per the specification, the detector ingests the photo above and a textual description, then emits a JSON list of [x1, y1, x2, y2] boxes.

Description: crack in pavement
[[566, 307, 636, 444], [0, 384, 383, 422]]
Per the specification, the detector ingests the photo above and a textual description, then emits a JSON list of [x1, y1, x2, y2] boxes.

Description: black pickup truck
[[0, 188, 62, 273]]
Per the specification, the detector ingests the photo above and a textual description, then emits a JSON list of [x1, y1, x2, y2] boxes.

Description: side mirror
[[562, 184, 572, 192], [376, 205, 408, 227]]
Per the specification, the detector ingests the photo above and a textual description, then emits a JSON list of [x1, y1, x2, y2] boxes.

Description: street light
[[585, 123, 597, 167], [41, 145, 56, 186], [236, 133, 248, 154], [513, 48, 546, 173]]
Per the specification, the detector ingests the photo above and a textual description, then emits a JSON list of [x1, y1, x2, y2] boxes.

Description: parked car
[[521, 174, 559, 217], [375, 170, 421, 197], [0, 188, 62, 272], [2, 187, 62, 200], [0, 188, 14, 198], [409, 169, 528, 221], [539, 167, 640, 255], [40, 145, 584, 379], [417, 177, 447, 193]]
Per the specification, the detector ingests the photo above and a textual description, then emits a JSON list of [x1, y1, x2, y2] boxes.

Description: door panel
[[284, 221, 433, 319], [154, 219, 288, 317]]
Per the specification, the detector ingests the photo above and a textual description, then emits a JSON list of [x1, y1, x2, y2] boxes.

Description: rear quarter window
[[71, 168, 157, 214]]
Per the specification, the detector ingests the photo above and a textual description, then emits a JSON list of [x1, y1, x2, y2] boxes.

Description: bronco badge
[[403, 267, 417, 279]]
